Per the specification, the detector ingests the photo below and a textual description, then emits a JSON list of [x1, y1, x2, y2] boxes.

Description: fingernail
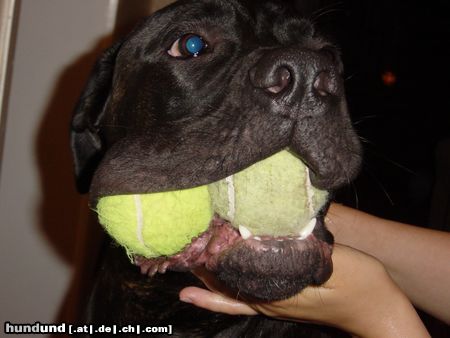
[[179, 296, 193, 304]]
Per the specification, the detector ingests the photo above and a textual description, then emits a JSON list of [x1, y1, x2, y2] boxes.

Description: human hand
[[179, 245, 430, 338]]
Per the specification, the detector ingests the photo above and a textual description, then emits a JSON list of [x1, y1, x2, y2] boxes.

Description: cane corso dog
[[71, 0, 361, 336]]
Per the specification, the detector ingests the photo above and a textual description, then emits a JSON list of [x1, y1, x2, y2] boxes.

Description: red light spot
[[382, 71, 397, 86]]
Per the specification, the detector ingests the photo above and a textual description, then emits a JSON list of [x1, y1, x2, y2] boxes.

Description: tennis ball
[[96, 185, 213, 258], [208, 150, 328, 237], [95, 150, 328, 259]]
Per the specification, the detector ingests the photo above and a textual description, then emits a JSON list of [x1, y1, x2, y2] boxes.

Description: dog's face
[[71, 0, 361, 301]]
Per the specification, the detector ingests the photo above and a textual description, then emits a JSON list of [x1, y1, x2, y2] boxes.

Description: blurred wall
[[0, 0, 174, 332], [0, 0, 118, 327]]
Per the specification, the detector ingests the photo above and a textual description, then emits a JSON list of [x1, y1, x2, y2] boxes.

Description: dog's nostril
[[265, 67, 291, 95], [313, 71, 336, 97]]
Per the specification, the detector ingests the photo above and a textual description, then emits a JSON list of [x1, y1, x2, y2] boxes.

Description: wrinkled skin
[[71, 0, 361, 323]]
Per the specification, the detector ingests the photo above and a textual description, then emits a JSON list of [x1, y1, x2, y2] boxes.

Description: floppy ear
[[71, 40, 122, 193]]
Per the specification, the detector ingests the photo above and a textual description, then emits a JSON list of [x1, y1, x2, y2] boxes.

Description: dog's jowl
[[71, 0, 361, 336]]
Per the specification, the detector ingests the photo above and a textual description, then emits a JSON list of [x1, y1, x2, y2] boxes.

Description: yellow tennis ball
[[96, 185, 213, 258], [208, 150, 328, 237], [95, 150, 328, 259]]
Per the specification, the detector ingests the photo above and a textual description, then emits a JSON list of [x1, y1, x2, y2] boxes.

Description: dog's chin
[[135, 209, 333, 301]]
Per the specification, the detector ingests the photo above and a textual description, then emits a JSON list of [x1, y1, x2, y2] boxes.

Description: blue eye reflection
[[182, 34, 206, 56]]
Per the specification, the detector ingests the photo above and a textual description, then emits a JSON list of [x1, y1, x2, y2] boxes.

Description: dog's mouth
[[95, 149, 337, 301], [97, 149, 336, 301], [135, 208, 333, 301]]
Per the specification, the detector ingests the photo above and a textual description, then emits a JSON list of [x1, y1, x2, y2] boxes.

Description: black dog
[[71, 0, 361, 336]]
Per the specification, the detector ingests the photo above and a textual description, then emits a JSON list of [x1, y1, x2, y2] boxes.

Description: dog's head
[[71, 0, 361, 301]]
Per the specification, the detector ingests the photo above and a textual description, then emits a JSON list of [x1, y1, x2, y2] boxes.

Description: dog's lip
[[134, 213, 330, 277], [134, 216, 242, 275]]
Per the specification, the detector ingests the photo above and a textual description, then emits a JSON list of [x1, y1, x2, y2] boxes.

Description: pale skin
[[326, 203, 450, 325], [179, 204, 450, 337]]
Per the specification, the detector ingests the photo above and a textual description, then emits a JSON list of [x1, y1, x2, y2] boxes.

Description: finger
[[190, 267, 242, 300], [191, 267, 224, 292], [179, 286, 258, 316]]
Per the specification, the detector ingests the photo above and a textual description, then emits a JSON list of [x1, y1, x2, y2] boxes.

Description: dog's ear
[[70, 40, 122, 193]]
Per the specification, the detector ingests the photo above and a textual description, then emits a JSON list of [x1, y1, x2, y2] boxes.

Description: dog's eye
[[168, 34, 207, 58]]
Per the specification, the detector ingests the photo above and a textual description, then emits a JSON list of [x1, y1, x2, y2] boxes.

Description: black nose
[[249, 49, 342, 105], [313, 71, 337, 97], [249, 63, 292, 95], [249, 65, 292, 95]]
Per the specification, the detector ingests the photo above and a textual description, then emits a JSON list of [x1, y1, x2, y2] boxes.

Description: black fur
[[71, 0, 361, 336], [72, 0, 361, 201]]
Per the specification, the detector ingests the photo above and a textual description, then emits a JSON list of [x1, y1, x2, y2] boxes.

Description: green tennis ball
[[208, 150, 328, 237], [96, 185, 213, 258], [95, 150, 328, 259]]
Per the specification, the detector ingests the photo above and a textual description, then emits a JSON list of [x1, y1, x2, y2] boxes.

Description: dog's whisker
[[351, 181, 360, 209], [362, 164, 395, 206], [312, 8, 342, 23], [235, 287, 242, 302], [352, 114, 380, 126], [361, 142, 415, 175], [310, 3, 344, 24], [316, 286, 325, 306], [344, 73, 356, 82], [373, 152, 414, 175], [272, 279, 281, 292], [356, 135, 374, 146]]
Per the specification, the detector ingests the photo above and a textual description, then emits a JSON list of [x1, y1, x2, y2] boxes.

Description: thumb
[[179, 286, 258, 315]]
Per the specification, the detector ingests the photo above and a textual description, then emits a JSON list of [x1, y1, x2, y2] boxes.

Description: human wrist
[[326, 204, 385, 254], [345, 281, 429, 338], [323, 244, 430, 338]]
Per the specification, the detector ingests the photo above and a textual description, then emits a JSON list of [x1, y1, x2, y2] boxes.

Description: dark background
[[299, 1, 450, 335], [297, 0, 450, 229]]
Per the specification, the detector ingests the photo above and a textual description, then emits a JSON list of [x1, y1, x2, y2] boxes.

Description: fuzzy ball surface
[[96, 186, 213, 258], [95, 150, 328, 258], [208, 150, 328, 236]]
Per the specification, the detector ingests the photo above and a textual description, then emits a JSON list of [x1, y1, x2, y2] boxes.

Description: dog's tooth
[[239, 225, 252, 240], [139, 265, 149, 275], [254, 236, 261, 241], [149, 265, 159, 277], [299, 218, 317, 239], [158, 261, 170, 274]]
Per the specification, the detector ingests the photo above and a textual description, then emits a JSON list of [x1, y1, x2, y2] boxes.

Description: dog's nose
[[313, 71, 337, 97], [249, 49, 343, 106], [249, 65, 292, 96]]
